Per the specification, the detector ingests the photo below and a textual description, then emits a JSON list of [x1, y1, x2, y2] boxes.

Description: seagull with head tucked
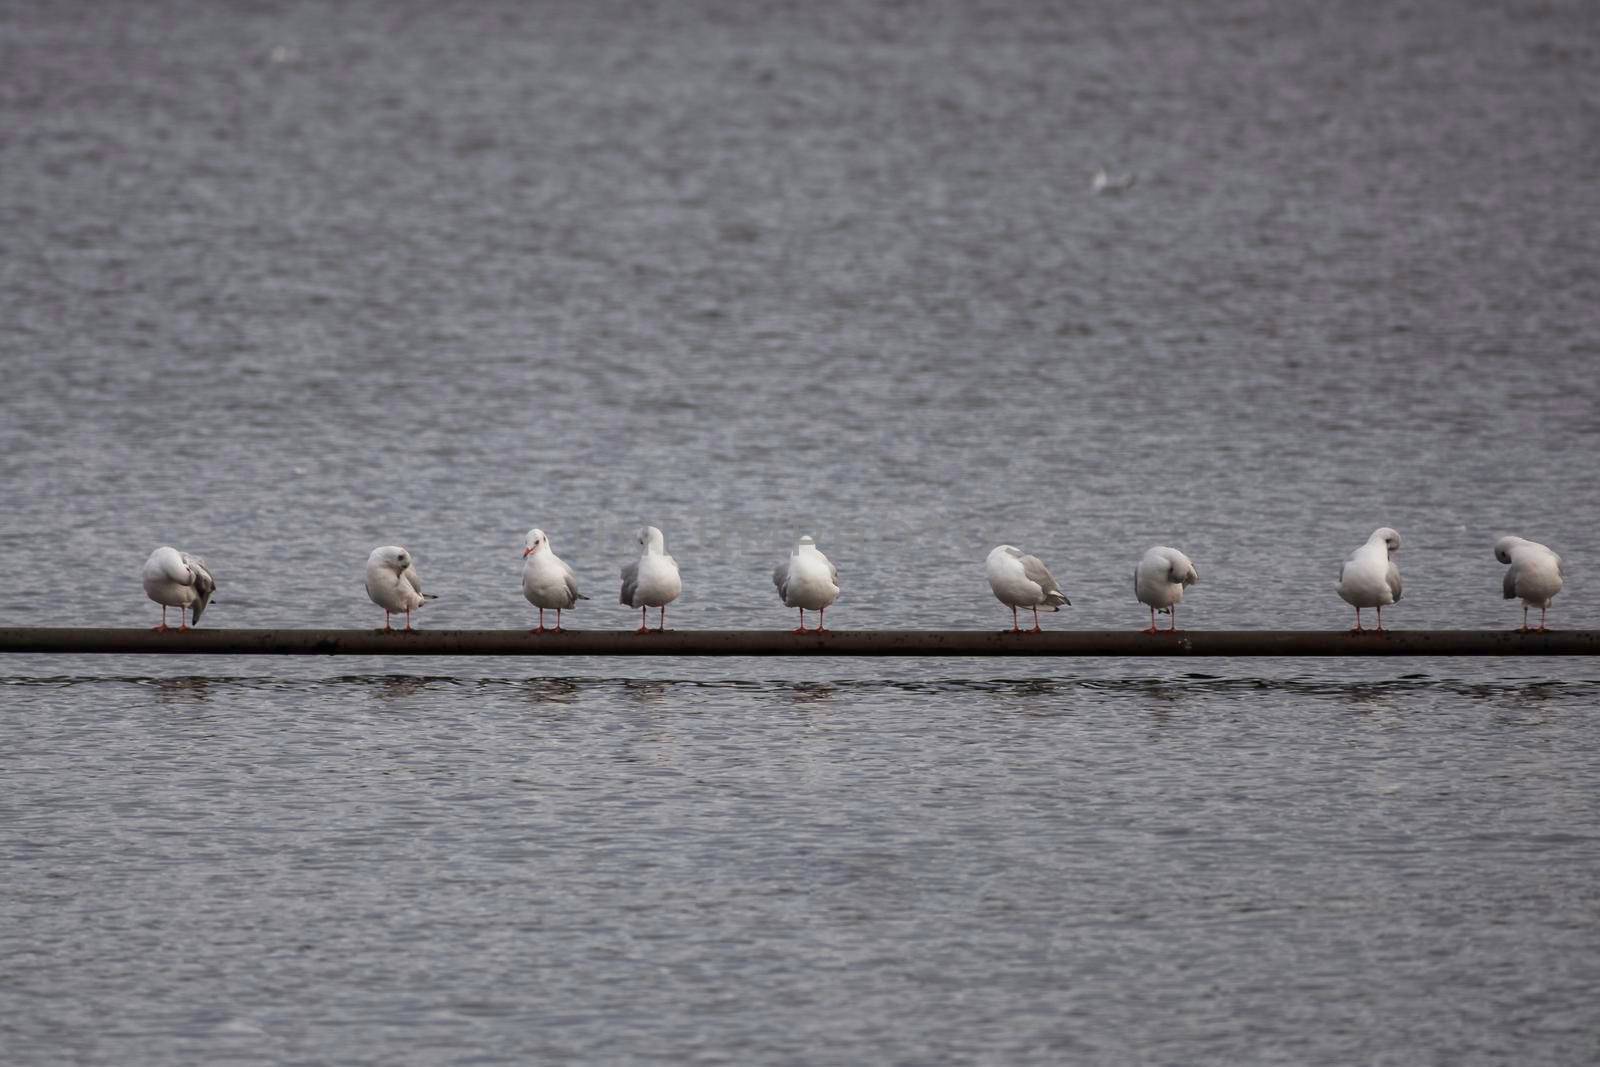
[[620, 525, 681, 633], [1134, 546, 1198, 634], [142, 546, 216, 631], [773, 535, 840, 633], [365, 545, 437, 631], [522, 527, 587, 633], [986, 544, 1071, 633], [1495, 535, 1564, 632], [1337, 527, 1402, 632]]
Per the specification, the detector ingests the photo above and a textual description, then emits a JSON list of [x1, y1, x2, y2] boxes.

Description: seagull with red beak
[[522, 528, 587, 632]]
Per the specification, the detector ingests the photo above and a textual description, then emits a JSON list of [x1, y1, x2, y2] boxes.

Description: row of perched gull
[[139, 526, 1568, 635]]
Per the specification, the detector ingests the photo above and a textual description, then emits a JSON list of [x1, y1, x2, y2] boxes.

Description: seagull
[[142, 546, 216, 631], [620, 526, 682, 633], [1336, 527, 1402, 632], [1495, 535, 1564, 632], [986, 544, 1071, 632], [365, 545, 437, 631], [1134, 546, 1198, 634], [522, 527, 587, 633], [773, 535, 840, 633]]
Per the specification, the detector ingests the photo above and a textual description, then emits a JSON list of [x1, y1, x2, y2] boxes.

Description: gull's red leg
[[1030, 605, 1041, 633], [1010, 606, 1020, 633]]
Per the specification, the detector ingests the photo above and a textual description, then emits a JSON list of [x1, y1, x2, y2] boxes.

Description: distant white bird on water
[[1134, 546, 1198, 634], [1495, 535, 1564, 632], [620, 526, 682, 633], [986, 545, 1071, 633], [142, 546, 216, 631], [773, 535, 840, 633], [522, 527, 587, 633], [1091, 167, 1137, 195], [1336, 527, 1402, 632], [365, 545, 437, 631]]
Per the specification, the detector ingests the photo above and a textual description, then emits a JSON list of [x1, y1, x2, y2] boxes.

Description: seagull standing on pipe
[[986, 544, 1071, 633], [365, 545, 437, 631], [142, 546, 216, 631], [1495, 535, 1564, 632], [522, 527, 587, 633], [1134, 546, 1198, 634], [620, 526, 682, 633], [1336, 528, 1402, 632], [773, 535, 840, 633]]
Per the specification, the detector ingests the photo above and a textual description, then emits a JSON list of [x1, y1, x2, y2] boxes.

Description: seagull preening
[[620, 525, 682, 633], [986, 544, 1071, 632], [522, 527, 587, 633], [142, 546, 216, 631], [1134, 546, 1198, 634], [1496, 535, 1564, 632], [1337, 527, 1402, 632], [773, 535, 839, 633], [365, 545, 437, 631]]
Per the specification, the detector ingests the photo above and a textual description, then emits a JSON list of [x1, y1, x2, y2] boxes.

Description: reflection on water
[[787, 682, 836, 705], [520, 678, 583, 706], [4, 673, 1600, 702], [151, 677, 211, 705], [4, 664, 1599, 1067]]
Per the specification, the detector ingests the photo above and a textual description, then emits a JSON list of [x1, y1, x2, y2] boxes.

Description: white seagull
[[773, 535, 840, 633], [1134, 546, 1198, 634], [142, 546, 216, 631], [620, 526, 682, 633], [1336, 527, 1402, 632], [365, 545, 437, 631], [1495, 535, 1564, 632], [522, 527, 587, 633], [986, 544, 1071, 632]]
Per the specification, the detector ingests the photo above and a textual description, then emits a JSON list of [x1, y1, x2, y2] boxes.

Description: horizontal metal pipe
[[0, 628, 1597, 656]]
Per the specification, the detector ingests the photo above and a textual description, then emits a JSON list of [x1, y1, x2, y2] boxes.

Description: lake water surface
[[3, 0, 1598, 1062]]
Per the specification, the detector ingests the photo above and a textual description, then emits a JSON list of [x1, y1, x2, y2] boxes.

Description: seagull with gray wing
[[1134, 546, 1198, 634], [773, 534, 839, 633], [1495, 535, 1564, 632], [142, 546, 216, 631], [620, 525, 682, 633], [986, 544, 1071, 633], [365, 545, 437, 631], [1336, 527, 1402, 632], [522, 527, 587, 633]]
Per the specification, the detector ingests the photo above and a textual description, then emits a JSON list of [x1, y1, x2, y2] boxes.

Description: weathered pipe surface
[[1, 628, 1597, 656]]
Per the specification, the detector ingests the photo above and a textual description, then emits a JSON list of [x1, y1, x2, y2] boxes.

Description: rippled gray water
[[3, 0, 1599, 1062]]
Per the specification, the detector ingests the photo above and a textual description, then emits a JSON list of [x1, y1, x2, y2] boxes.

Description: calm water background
[[3, 0, 1598, 1062]]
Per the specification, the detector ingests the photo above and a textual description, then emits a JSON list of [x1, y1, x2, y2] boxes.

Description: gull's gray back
[[1020, 555, 1062, 598]]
